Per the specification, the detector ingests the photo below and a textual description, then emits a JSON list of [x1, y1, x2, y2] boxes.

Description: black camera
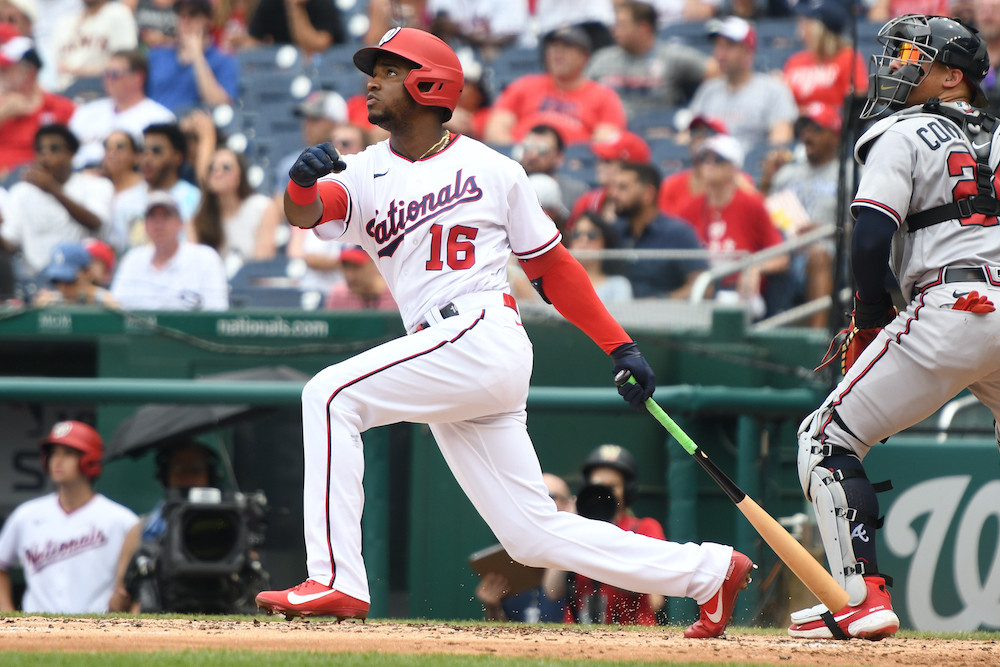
[[125, 487, 270, 614], [575, 483, 618, 523]]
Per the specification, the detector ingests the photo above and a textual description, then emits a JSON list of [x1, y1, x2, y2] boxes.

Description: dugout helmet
[[582, 444, 639, 507], [40, 420, 103, 479], [353, 27, 464, 122], [862, 14, 989, 119]]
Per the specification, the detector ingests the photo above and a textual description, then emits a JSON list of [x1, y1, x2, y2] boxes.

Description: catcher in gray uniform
[[789, 14, 1000, 641]]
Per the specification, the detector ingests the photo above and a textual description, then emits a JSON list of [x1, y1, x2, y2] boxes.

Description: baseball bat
[[615, 371, 850, 612]]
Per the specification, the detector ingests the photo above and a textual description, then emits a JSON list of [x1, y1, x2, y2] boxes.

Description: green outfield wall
[[0, 304, 995, 632]]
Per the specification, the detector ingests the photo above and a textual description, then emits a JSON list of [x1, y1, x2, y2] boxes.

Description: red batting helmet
[[353, 27, 464, 121], [40, 420, 103, 479]]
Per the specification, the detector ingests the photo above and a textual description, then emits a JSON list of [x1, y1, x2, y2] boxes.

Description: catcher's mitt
[[816, 293, 897, 375]]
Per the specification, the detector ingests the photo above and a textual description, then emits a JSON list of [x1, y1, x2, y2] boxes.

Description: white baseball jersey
[[315, 135, 560, 331], [804, 101, 1000, 463], [0, 493, 138, 613], [853, 102, 1000, 301], [296, 134, 734, 609]]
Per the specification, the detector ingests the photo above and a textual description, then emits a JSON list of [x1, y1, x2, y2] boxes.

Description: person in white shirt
[[0, 420, 138, 613], [0, 124, 113, 277], [49, 0, 137, 92], [111, 190, 228, 310], [188, 147, 273, 270], [69, 50, 176, 170]]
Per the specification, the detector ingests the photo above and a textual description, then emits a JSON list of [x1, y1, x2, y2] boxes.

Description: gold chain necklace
[[417, 131, 451, 160]]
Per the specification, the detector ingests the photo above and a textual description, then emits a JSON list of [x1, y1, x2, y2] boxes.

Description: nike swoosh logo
[[705, 590, 724, 624], [287, 589, 337, 605], [973, 141, 991, 151], [374, 170, 389, 179], [953, 290, 970, 298]]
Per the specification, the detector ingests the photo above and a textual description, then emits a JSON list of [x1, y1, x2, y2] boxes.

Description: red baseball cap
[[0, 32, 39, 68], [688, 114, 729, 135], [590, 131, 651, 164], [83, 238, 115, 273], [340, 246, 370, 264], [798, 102, 842, 133]]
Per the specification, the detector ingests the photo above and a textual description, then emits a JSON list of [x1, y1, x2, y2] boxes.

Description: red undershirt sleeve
[[519, 244, 632, 354], [305, 181, 349, 228]]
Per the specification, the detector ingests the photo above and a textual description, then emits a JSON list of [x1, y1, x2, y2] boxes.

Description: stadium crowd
[[0, 0, 990, 327]]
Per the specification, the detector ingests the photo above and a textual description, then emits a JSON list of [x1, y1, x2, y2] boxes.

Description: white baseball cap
[[696, 134, 745, 169], [707, 16, 757, 50]]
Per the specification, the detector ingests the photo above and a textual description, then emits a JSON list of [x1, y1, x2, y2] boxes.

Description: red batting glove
[[952, 290, 996, 314]]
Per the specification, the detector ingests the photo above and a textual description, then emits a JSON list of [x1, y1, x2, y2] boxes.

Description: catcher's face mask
[[862, 14, 936, 119]]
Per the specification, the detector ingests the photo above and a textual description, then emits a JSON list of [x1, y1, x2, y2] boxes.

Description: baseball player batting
[[255, 27, 755, 638], [790, 14, 1000, 640]]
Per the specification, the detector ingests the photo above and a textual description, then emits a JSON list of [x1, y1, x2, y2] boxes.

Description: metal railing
[[688, 224, 836, 305]]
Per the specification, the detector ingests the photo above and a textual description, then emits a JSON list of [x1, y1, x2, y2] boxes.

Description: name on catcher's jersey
[[852, 105, 1000, 300], [312, 135, 561, 329]]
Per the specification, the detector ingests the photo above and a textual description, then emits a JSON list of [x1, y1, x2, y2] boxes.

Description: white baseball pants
[[300, 295, 732, 606]]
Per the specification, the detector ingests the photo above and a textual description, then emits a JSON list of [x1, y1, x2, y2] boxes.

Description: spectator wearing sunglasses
[[68, 50, 176, 170], [568, 211, 633, 304], [0, 124, 113, 281], [188, 147, 274, 271], [140, 122, 201, 226], [102, 130, 148, 253]]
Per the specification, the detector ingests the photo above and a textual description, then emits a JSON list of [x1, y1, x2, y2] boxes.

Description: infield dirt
[[1, 616, 999, 666]]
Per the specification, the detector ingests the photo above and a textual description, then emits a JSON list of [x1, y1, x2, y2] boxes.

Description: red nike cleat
[[684, 550, 755, 639], [788, 576, 899, 641], [255, 579, 369, 621]]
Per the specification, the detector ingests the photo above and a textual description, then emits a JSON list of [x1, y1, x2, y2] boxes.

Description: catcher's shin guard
[[798, 412, 886, 606]]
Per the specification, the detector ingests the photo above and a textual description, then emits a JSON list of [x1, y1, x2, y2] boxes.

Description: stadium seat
[[310, 43, 369, 98], [658, 20, 712, 51], [629, 108, 679, 140], [63, 76, 105, 104], [229, 286, 307, 309], [648, 137, 690, 177], [230, 257, 292, 290], [237, 45, 304, 74]]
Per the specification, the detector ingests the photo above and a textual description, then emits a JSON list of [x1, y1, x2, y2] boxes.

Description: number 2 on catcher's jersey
[[426, 224, 478, 270], [947, 152, 1000, 227]]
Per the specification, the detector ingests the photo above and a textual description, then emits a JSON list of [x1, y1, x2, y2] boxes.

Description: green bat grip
[[614, 370, 697, 455]]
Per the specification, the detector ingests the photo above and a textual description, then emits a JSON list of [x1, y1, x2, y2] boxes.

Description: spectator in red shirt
[[658, 115, 754, 218], [325, 245, 397, 311], [672, 134, 788, 319], [563, 444, 666, 626], [484, 25, 627, 146], [0, 31, 74, 178], [782, 0, 867, 112]]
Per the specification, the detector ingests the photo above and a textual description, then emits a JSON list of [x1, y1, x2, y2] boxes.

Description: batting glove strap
[[611, 342, 655, 411], [288, 142, 347, 188]]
